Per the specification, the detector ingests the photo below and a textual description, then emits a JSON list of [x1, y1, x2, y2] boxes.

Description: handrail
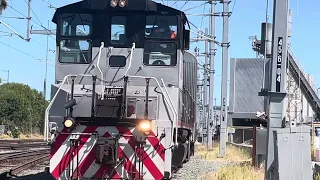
[[127, 75, 177, 148], [44, 74, 95, 142], [124, 43, 136, 76], [97, 42, 105, 100], [160, 78, 178, 147]]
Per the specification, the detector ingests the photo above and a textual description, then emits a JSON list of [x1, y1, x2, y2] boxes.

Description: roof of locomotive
[[52, 0, 188, 24]]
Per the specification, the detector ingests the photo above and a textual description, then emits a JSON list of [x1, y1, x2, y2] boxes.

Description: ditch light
[[110, 0, 127, 8]]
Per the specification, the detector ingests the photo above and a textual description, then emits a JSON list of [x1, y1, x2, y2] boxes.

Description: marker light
[[110, 0, 118, 7], [64, 118, 75, 128], [138, 120, 151, 135], [119, 0, 127, 8]]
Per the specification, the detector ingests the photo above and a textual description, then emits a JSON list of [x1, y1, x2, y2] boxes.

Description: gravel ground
[[16, 161, 49, 176], [2, 153, 236, 180], [172, 156, 237, 180]]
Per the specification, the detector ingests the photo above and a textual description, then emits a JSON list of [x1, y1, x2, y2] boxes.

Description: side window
[[143, 42, 177, 66], [109, 56, 126, 67], [111, 16, 126, 44], [59, 40, 91, 63], [61, 13, 92, 36]]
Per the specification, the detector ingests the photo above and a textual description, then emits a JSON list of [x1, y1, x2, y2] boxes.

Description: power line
[[182, 2, 208, 12], [179, 0, 190, 10], [24, 0, 42, 25], [4, 4, 56, 48], [7, 4, 55, 41], [0, 40, 54, 66]]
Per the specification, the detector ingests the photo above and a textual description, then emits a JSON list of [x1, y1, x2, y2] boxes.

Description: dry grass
[[206, 165, 265, 180], [0, 133, 43, 139], [195, 143, 251, 162], [196, 143, 265, 180]]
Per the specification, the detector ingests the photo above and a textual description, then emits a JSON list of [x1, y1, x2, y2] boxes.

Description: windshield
[[60, 13, 93, 36], [59, 40, 91, 63], [143, 42, 177, 66], [145, 16, 178, 39]]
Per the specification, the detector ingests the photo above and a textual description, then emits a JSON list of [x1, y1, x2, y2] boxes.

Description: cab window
[[143, 42, 177, 66], [111, 16, 126, 44], [60, 13, 92, 36], [59, 40, 91, 63], [145, 16, 178, 39]]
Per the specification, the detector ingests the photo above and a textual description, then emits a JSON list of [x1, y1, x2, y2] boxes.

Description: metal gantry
[[186, 0, 230, 153]]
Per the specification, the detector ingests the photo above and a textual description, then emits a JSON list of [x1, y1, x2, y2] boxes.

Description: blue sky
[[0, 0, 318, 106]]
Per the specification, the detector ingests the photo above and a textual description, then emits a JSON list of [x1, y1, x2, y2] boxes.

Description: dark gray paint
[[229, 58, 265, 114]]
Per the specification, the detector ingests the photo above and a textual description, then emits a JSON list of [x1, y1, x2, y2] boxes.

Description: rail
[[44, 74, 96, 142], [96, 42, 105, 100], [127, 75, 178, 148]]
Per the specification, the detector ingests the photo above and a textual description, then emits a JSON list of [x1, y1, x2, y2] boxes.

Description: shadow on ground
[[0, 172, 56, 180]]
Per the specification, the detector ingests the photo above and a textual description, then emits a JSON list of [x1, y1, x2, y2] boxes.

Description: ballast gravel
[[172, 156, 237, 180]]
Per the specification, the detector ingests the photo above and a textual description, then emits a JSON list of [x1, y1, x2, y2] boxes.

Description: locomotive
[[46, 0, 197, 179]]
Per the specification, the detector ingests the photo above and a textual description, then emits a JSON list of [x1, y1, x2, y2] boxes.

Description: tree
[[0, 83, 48, 133], [0, 0, 8, 14]]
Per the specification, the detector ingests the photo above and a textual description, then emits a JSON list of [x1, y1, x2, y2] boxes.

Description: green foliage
[[0, 83, 48, 133], [0, 0, 8, 14], [11, 127, 20, 138]]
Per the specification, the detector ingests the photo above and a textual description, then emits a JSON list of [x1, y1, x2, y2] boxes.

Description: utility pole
[[1, 70, 9, 83], [219, 0, 230, 157], [26, 0, 31, 41], [44, 20, 49, 100], [264, 0, 289, 178], [203, 28, 209, 147], [207, 1, 216, 149], [261, 0, 311, 179]]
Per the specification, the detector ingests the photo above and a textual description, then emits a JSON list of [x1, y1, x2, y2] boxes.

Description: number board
[[276, 37, 283, 92]]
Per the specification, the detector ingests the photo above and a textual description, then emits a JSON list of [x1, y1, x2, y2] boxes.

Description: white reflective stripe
[[82, 127, 125, 179], [50, 126, 86, 173], [60, 134, 97, 178], [129, 128, 164, 179], [51, 126, 165, 180]]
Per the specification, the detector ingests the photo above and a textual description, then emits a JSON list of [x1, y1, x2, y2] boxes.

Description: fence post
[[252, 125, 257, 167]]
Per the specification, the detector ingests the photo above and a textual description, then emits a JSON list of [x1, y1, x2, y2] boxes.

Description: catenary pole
[[219, 0, 230, 157], [203, 28, 209, 147], [207, 1, 216, 149]]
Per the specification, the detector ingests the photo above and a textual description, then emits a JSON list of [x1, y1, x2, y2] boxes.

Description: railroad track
[[0, 149, 49, 179], [0, 149, 50, 164], [0, 139, 49, 150]]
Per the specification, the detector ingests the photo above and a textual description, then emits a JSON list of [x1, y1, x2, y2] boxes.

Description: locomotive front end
[[47, 0, 193, 179]]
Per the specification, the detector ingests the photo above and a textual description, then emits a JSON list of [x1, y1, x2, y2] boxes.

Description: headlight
[[138, 120, 151, 135], [119, 0, 127, 8], [110, 0, 118, 7], [64, 118, 75, 128]]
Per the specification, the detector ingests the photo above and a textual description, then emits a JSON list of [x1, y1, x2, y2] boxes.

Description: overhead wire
[[0, 40, 54, 67], [0, 16, 27, 19], [4, 3, 56, 49], [223, 0, 237, 25], [179, 0, 190, 10], [7, 4, 55, 41], [182, 2, 209, 12], [42, 0, 57, 10]]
